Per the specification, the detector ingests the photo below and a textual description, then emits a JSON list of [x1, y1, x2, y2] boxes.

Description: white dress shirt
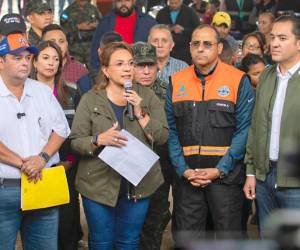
[[0, 77, 70, 179], [269, 60, 300, 161]]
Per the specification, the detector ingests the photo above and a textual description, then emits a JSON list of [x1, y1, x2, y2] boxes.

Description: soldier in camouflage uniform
[[132, 42, 172, 250], [26, 0, 53, 45], [60, 0, 101, 68]]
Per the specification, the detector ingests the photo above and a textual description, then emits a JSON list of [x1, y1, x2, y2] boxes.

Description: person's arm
[[125, 88, 168, 144], [164, 83, 189, 176], [70, 94, 128, 154], [70, 94, 96, 156], [22, 94, 70, 180], [139, 89, 168, 144], [60, 9, 76, 33], [216, 76, 255, 176], [0, 141, 23, 169], [243, 94, 259, 200], [21, 131, 66, 181]]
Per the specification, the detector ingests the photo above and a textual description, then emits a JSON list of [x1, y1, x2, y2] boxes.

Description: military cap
[[26, 0, 52, 16], [0, 13, 27, 35], [132, 42, 157, 64]]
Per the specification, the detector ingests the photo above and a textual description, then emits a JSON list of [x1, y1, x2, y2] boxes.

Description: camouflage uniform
[[133, 42, 172, 250], [60, 1, 101, 68], [28, 28, 42, 46], [26, 0, 53, 46]]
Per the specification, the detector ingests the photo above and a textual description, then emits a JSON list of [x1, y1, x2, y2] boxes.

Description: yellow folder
[[21, 166, 70, 211]]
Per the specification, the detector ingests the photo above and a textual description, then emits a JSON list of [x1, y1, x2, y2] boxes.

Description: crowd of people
[[0, 0, 300, 250]]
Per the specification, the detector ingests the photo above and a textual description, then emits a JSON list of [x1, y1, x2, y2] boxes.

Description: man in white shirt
[[0, 33, 70, 249], [243, 15, 300, 236], [148, 24, 188, 87]]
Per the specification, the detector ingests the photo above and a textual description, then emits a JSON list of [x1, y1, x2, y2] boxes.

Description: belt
[[0, 178, 21, 188], [269, 160, 278, 168]]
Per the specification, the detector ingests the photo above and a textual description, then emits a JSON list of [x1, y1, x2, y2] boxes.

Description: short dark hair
[[220, 38, 233, 64], [100, 31, 123, 48], [240, 53, 265, 73], [242, 31, 266, 53], [42, 24, 66, 38], [193, 24, 221, 43], [274, 15, 300, 40], [259, 12, 275, 23]]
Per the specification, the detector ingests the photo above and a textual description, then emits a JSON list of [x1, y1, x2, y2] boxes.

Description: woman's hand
[[97, 123, 128, 148], [124, 90, 143, 116]]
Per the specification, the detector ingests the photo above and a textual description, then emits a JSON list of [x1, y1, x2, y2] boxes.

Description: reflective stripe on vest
[[183, 145, 230, 156]]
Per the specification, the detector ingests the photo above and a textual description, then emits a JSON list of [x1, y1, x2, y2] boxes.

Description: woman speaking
[[70, 42, 168, 250]]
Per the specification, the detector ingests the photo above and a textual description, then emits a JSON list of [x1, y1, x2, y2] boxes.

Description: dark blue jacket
[[90, 9, 157, 70]]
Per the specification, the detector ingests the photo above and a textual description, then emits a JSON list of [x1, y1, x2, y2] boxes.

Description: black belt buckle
[[269, 160, 278, 168]]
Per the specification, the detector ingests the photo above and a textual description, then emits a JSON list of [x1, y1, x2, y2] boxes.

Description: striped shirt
[[157, 56, 188, 84]]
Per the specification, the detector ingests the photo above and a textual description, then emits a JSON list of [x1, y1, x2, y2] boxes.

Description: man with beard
[[60, 0, 101, 68], [90, 0, 156, 70]]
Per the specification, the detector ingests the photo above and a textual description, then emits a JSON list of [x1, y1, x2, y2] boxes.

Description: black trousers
[[172, 177, 244, 247], [58, 165, 82, 250], [140, 144, 173, 250]]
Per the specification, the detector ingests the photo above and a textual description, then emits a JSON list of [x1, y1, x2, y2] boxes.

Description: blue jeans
[[82, 196, 150, 250], [0, 187, 59, 250], [256, 167, 300, 235]]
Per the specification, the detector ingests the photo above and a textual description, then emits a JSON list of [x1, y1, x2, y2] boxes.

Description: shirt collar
[[0, 76, 10, 97], [276, 60, 300, 78], [165, 57, 171, 67], [23, 79, 34, 97], [0, 76, 33, 97]]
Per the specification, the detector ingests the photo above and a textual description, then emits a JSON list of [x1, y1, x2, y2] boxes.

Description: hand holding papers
[[21, 166, 70, 211], [99, 129, 159, 186]]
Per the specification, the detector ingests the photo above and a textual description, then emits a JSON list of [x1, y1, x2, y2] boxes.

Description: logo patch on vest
[[176, 85, 188, 98], [217, 86, 230, 97]]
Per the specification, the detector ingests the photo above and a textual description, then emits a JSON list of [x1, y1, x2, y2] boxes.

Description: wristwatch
[[39, 152, 50, 163], [91, 134, 99, 146]]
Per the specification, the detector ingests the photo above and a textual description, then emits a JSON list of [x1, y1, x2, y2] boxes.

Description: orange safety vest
[[171, 60, 244, 169]]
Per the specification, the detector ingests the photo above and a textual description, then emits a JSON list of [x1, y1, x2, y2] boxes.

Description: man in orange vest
[[165, 24, 255, 246]]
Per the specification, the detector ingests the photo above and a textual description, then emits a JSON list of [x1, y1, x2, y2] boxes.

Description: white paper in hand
[[98, 129, 159, 186]]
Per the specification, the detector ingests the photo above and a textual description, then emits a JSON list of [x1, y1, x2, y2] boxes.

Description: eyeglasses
[[190, 40, 218, 49], [108, 60, 134, 70], [134, 63, 157, 71], [243, 43, 261, 50]]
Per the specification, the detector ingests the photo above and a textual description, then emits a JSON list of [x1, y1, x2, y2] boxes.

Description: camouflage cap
[[132, 42, 157, 65], [26, 0, 52, 16]]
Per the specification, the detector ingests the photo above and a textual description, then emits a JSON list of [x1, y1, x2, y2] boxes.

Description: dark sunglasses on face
[[190, 40, 219, 49]]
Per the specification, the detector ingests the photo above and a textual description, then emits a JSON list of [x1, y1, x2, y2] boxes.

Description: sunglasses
[[190, 40, 219, 49]]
